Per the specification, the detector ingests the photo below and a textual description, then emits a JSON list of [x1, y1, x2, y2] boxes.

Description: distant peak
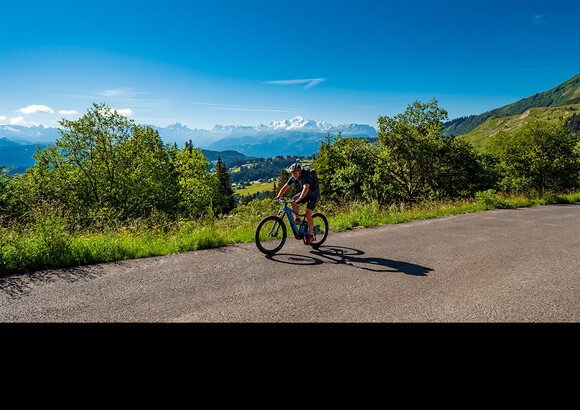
[[167, 122, 187, 129]]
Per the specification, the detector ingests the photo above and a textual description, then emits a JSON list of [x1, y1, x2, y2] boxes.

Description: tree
[[26, 103, 180, 223], [432, 136, 495, 198], [377, 98, 450, 201], [270, 168, 295, 199], [314, 132, 395, 203], [314, 99, 494, 204], [171, 144, 218, 218], [486, 117, 580, 195], [214, 156, 236, 214]]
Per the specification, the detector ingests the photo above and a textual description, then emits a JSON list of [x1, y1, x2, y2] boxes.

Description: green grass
[[462, 104, 579, 151], [234, 181, 276, 196], [2, 191, 579, 275]]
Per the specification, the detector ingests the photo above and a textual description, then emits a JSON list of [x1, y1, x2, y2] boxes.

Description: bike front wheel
[[255, 215, 287, 255]]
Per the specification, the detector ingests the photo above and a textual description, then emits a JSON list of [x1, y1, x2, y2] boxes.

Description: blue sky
[[1, 0, 579, 130]]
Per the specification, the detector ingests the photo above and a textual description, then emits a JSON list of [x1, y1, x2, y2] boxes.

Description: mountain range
[[203, 117, 377, 157], [0, 116, 376, 169], [157, 116, 377, 157], [2, 73, 579, 171]]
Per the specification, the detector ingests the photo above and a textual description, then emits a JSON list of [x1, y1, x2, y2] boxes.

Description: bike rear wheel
[[255, 215, 287, 255], [308, 213, 329, 247]]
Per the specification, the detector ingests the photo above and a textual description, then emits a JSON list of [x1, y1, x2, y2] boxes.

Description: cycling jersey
[[286, 172, 320, 197]]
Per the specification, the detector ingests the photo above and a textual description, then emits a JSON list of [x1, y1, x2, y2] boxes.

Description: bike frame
[[273, 199, 319, 239], [255, 198, 327, 254]]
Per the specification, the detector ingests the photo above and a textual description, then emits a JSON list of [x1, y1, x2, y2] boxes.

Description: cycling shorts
[[293, 194, 319, 211]]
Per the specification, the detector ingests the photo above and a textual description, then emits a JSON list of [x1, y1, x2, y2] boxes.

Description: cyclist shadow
[[312, 246, 432, 276], [267, 246, 432, 276]]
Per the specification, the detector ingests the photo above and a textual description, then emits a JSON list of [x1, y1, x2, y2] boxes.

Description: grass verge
[[2, 191, 579, 275]]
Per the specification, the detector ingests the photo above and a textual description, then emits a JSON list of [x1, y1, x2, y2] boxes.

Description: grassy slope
[[234, 181, 276, 196], [444, 73, 580, 137], [460, 103, 579, 151]]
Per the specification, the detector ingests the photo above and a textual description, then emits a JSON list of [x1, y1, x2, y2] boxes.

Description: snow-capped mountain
[[203, 117, 377, 157], [152, 116, 376, 156], [269, 116, 332, 131], [0, 124, 61, 145], [211, 116, 371, 135]]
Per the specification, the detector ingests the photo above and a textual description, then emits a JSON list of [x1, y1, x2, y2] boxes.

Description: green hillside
[[460, 103, 580, 151], [444, 73, 580, 137]]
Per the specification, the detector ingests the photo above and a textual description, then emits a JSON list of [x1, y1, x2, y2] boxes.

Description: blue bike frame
[[274, 199, 318, 239]]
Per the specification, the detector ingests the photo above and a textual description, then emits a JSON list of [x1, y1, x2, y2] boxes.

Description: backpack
[[302, 166, 320, 193]]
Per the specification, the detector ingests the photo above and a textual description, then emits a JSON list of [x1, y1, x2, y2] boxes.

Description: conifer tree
[[214, 156, 235, 213]]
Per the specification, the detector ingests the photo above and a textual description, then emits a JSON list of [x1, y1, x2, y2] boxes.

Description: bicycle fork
[[265, 210, 284, 238]]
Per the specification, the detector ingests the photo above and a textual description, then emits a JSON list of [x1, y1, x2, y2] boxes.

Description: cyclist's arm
[[276, 183, 290, 199], [298, 184, 310, 200]]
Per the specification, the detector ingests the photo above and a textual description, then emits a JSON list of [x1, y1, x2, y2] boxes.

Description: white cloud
[[114, 108, 133, 116], [98, 107, 134, 117], [59, 110, 79, 115], [265, 78, 326, 89], [0, 116, 26, 126], [18, 104, 54, 114]]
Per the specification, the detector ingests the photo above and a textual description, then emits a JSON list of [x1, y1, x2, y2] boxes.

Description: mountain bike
[[254, 198, 329, 255]]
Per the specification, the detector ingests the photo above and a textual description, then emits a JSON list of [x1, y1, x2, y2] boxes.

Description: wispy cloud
[[265, 78, 326, 89], [91, 88, 164, 111], [58, 110, 79, 115], [18, 104, 54, 114], [95, 87, 144, 97], [192, 102, 295, 112], [531, 13, 544, 24]]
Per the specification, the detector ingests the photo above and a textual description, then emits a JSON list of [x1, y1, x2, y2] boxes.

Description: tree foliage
[[314, 99, 494, 204], [316, 133, 394, 203], [214, 156, 236, 214], [1, 103, 234, 227], [377, 98, 450, 200], [486, 117, 580, 194], [314, 98, 580, 204]]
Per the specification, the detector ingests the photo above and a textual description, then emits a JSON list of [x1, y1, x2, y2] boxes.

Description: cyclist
[[274, 163, 320, 245]]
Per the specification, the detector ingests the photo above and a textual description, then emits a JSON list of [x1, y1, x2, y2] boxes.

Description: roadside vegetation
[[2, 100, 580, 275]]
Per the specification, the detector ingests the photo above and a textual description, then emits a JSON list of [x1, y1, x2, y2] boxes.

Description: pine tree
[[269, 168, 296, 199], [214, 156, 236, 213]]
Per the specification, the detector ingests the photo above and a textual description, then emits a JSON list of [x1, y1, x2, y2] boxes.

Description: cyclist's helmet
[[289, 163, 301, 172]]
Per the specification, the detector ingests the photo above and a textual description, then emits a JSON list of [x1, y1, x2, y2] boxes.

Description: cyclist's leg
[[291, 199, 300, 214], [306, 195, 320, 235], [291, 195, 301, 222], [305, 207, 313, 235], [305, 196, 319, 236]]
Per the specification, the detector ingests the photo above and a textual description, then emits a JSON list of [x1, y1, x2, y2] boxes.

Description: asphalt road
[[1, 203, 579, 322]]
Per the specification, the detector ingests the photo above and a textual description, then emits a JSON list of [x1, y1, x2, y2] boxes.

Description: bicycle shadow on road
[[267, 246, 433, 276]]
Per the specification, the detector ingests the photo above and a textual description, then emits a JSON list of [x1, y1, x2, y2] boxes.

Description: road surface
[[1, 204, 579, 322]]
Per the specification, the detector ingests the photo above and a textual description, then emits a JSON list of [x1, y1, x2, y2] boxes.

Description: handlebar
[[274, 198, 296, 204]]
